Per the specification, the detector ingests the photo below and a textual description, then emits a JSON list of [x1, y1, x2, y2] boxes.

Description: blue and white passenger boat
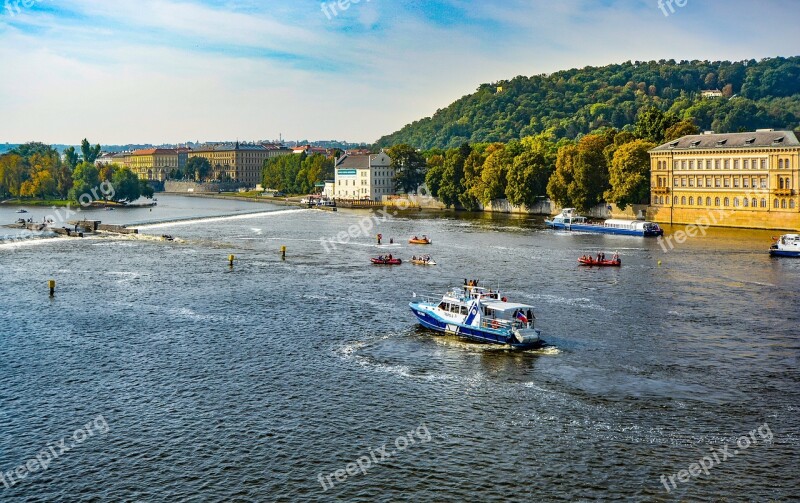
[[769, 234, 800, 257], [545, 208, 664, 237], [409, 283, 542, 349]]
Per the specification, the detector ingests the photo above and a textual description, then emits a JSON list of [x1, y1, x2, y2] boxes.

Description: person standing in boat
[[527, 309, 534, 329]]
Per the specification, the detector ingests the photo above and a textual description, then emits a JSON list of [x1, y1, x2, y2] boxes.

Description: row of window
[[656, 158, 795, 171], [654, 195, 797, 209], [664, 176, 775, 189]]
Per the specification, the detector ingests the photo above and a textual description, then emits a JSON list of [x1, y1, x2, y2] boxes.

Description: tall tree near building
[[387, 144, 426, 194], [423, 153, 445, 197], [547, 143, 578, 209], [69, 162, 101, 202], [436, 143, 470, 208], [63, 146, 79, 169], [80, 139, 102, 164], [547, 133, 614, 212], [604, 139, 656, 210], [185, 157, 212, 182], [664, 119, 700, 141], [634, 106, 679, 143], [111, 168, 142, 202]]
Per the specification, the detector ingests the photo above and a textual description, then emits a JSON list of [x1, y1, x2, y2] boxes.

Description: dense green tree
[[110, 168, 142, 202], [604, 140, 656, 210], [437, 144, 470, 208], [11, 142, 56, 159], [80, 139, 102, 164], [140, 180, 155, 199], [185, 156, 212, 182], [423, 153, 445, 196], [262, 153, 333, 194], [634, 106, 679, 143], [63, 146, 79, 169], [664, 119, 700, 142], [387, 144, 427, 194], [69, 162, 101, 203], [505, 149, 551, 208], [547, 144, 577, 209]]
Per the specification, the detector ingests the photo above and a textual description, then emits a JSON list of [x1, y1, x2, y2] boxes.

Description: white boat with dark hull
[[769, 234, 800, 257], [545, 208, 663, 237], [409, 284, 542, 349]]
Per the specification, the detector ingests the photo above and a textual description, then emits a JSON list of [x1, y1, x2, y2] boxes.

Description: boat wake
[[513, 292, 614, 313]]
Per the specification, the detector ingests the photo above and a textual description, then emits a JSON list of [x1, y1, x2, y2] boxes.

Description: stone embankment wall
[[163, 181, 245, 193]]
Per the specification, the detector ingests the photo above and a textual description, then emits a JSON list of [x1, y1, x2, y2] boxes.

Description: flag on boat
[[515, 311, 528, 323]]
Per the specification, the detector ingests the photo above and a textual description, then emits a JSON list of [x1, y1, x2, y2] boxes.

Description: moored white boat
[[769, 234, 800, 257], [409, 283, 541, 349], [545, 208, 663, 237]]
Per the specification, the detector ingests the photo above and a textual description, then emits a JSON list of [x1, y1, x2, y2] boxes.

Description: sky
[[0, 0, 798, 146]]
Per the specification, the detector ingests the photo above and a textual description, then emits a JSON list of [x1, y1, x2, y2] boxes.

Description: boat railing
[[479, 318, 518, 331]]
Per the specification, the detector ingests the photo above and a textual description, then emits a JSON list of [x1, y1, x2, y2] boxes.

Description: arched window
[[689, 196, 694, 205], [653, 196, 658, 205], [780, 178, 785, 189], [715, 197, 721, 206], [733, 198, 739, 207], [782, 199, 787, 209], [673, 196, 678, 205], [787, 159, 792, 169], [774, 199, 780, 208], [743, 198, 749, 208], [779, 159, 784, 169], [706, 197, 711, 206], [761, 198, 767, 208], [791, 200, 796, 209], [786, 178, 792, 189], [724, 197, 730, 207], [681, 196, 686, 205], [752, 198, 757, 208]]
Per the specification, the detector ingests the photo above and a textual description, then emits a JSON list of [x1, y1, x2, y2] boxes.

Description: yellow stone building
[[129, 148, 180, 182], [648, 130, 800, 230], [188, 143, 291, 186]]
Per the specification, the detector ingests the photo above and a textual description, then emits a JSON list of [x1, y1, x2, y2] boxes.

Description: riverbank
[[1, 198, 75, 207]]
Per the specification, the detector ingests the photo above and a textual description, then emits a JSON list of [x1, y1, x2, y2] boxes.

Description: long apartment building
[[648, 130, 800, 230], [189, 142, 291, 186], [129, 148, 185, 181]]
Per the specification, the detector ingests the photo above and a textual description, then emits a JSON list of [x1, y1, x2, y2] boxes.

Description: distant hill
[[376, 57, 800, 149]]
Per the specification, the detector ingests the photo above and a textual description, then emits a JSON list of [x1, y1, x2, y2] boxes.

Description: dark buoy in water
[[281, 246, 286, 260], [229, 255, 235, 267], [48, 279, 55, 297]]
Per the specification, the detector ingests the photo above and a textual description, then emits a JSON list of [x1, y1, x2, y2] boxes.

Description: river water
[[0, 195, 797, 501]]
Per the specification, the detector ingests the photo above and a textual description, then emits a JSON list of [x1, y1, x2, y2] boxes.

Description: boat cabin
[[602, 219, 660, 232], [551, 208, 587, 225]]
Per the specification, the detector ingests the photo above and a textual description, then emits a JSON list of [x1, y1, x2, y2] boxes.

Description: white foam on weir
[[0, 235, 91, 250], [132, 209, 309, 230]]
